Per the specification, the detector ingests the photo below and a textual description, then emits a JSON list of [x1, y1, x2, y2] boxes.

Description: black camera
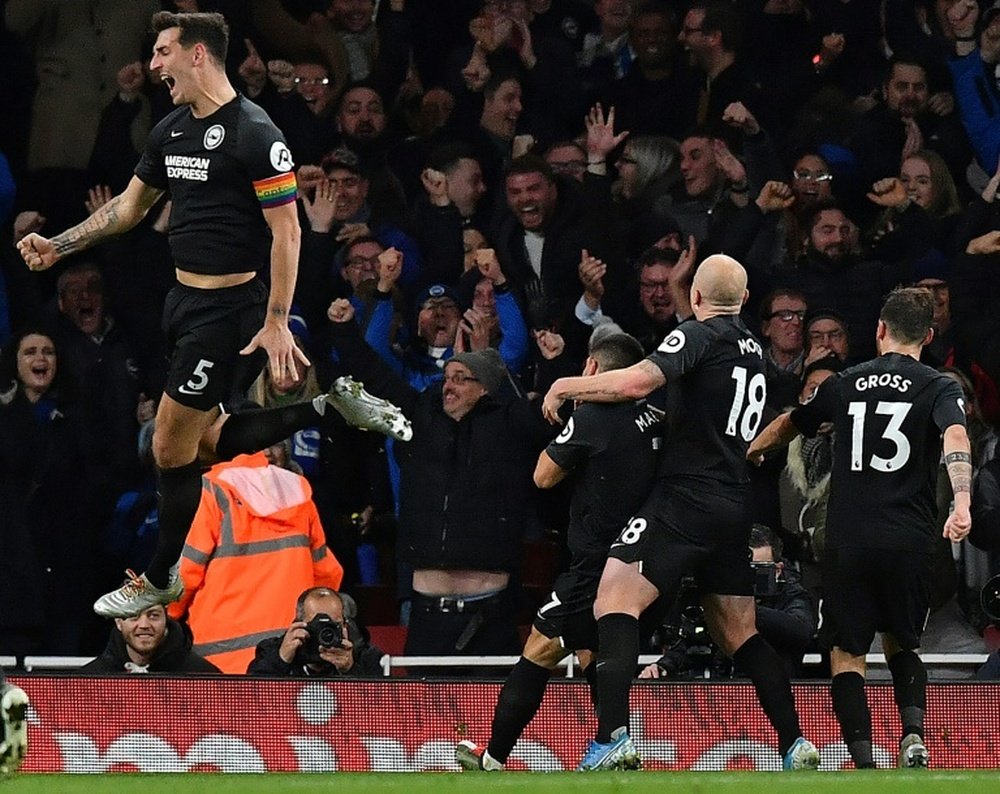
[[298, 614, 344, 664], [982, 574, 1000, 624], [751, 561, 783, 598], [651, 578, 722, 678]]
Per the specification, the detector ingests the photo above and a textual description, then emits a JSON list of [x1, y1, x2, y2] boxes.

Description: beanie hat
[[448, 348, 507, 395]]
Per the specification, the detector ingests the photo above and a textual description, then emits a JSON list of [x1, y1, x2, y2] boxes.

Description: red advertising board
[[9, 677, 1000, 772]]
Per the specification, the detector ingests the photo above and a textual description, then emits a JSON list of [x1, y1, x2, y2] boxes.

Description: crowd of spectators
[[1, 0, 1000, 676]]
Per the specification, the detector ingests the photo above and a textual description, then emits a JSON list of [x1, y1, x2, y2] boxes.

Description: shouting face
[[505, 171, 558, 231]]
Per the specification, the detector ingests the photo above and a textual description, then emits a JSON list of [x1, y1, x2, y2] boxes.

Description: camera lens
[[317, 625, 339, 646], [981, 574, 1000, 623]]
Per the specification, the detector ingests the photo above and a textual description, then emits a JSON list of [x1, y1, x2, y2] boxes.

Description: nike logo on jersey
[[170, 130, 183, 137], [176, 384, 204, 396]]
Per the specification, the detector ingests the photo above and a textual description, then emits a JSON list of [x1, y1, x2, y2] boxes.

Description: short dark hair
[[880, 287, 934, 345], [637, 245, 681, 269], [680, 124, 719, 146], [589, 331, 646, 371], [505, 153, 555, 184], [758, 288, 807, 322], [151, 11, 229, 64], [749, 523, 782, 559], [802, 198, 847, 233], [0, 325, 67, 405], [884, 52, 927, 85], [56, 260, 103, 296], [337, 80, 385, 111], [634, 0, 677, 26], [693, 1, 742, 52], [543, 139, 586, 159], [427, 141, 476, 174], [339, 235, 383, 271], [321, 145, 367, 177], [802, 354, 844, 382], [343, 235, 382, 256], [483, 67, 522, 100]]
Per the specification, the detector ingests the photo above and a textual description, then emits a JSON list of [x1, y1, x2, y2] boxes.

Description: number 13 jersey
[[791, 353, 967, 552]]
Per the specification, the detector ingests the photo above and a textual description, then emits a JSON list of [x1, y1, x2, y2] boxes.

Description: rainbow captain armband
[[254, 171, 297, 208]]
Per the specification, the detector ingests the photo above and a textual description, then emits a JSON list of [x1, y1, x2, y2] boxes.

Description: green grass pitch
[[3, 771, 998, 793]]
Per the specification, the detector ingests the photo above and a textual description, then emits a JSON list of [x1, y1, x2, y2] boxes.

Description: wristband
[[956, 35, 976, 42], [494, 281, 510, 294], [730, 183, 749, 194]]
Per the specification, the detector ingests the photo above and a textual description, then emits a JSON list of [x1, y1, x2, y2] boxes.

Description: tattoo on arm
[[945, 450, 972, 495], [562, 385, 628, 400], [52, 196, 124, 256], [270, 306, 287, 319]]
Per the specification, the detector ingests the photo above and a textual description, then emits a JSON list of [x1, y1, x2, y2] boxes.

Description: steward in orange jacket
[[167, 452, 343, 673]]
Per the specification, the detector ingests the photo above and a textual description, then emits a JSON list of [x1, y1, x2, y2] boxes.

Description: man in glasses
[[760, 289, 809, 377], [678, 1, 760, 131], [327, 298, 558, 671], [759, 289, 810, 414], [238, 51, 338, 166], [804, 308, 851, 366], [772, 200, 888, 362], [293, 62, 336, 117]]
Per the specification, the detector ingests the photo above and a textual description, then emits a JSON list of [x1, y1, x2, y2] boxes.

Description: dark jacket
[[753, 564, 818, 669], [653, 563, 816, 679], [768, 253, 902, 362], [972, 456, 1000, 553], [55, 314, 144, 496], [491, 176, 593, 330], [246, 634, 385, 678], [330, 320, 557, 572], [80, 618, 219, 674], [848, 103, 970, 209], [0, 388, 100, 653]]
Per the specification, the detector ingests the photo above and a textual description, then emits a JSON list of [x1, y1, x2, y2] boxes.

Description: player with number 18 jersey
[[649, 315, 767, 490], [609, 315, 766, 595]]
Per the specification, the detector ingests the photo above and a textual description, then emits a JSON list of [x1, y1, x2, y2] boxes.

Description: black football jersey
[[791, 353, 967, 551], [646, 315, 767, 491], [545, 400, 663, 564], [135, 94, 296, 276]]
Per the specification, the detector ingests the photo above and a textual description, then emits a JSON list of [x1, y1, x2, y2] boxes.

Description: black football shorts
[[820, 546, 932, 655], [162, 278, 268, 410], [608, 485, 755, 598]]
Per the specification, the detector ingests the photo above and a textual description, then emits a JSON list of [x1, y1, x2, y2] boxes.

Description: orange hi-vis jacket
[[167, 452, 343, 673]]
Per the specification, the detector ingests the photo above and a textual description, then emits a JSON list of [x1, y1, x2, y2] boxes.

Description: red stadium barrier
[[9, 676, 999, 772]]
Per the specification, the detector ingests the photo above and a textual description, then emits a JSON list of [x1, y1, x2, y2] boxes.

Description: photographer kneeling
[[247, 587, 384, 677], [640, 525, 818, 680]]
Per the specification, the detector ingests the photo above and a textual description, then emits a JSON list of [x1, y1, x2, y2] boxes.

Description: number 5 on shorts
[[178, 358, 215, 396]]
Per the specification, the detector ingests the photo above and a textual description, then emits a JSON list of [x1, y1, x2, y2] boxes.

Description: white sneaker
[[93, 566, 183, 618], [316, 376, 412, 441], [898, 733, 929, 768], [455, 740, 503, 771], [0, 684, 28, 776]]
